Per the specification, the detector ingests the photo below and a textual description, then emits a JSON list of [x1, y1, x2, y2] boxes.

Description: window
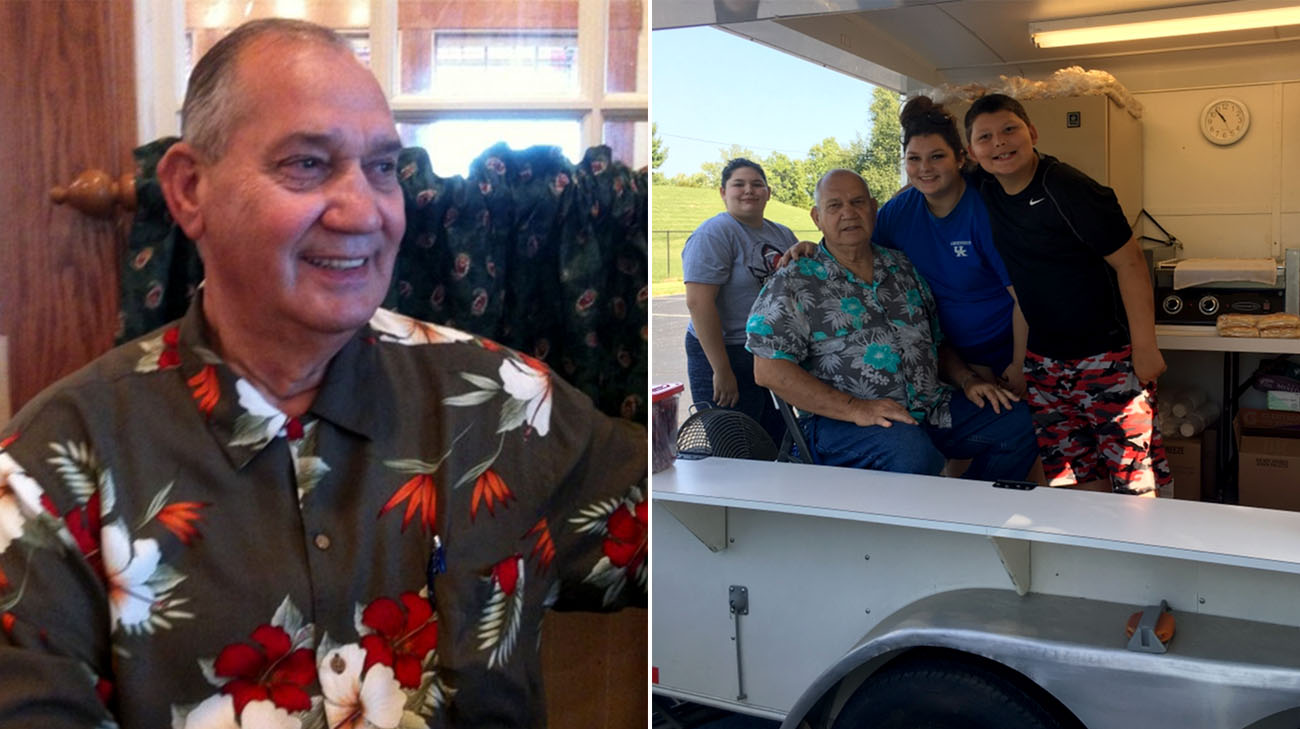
[[415, 31, 580, 97], [398, 118, 582, 176], [140, 0, 648, 176]]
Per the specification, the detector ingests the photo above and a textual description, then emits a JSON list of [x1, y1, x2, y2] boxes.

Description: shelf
[[1156, 325, 1300, 354]]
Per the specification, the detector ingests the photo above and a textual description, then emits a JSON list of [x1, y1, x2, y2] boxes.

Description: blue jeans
[[684, 331, 785, 445], [804, 394, 1037, 481]]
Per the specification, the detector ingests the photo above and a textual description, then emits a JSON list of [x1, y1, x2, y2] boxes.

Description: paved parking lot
[[651, 294, 694, 425]]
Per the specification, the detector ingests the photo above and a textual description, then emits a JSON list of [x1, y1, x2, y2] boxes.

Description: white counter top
[[654, 457, 1300, 575]]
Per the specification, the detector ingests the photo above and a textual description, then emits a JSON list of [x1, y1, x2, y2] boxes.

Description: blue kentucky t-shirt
[[872, 183, 1014, 357]]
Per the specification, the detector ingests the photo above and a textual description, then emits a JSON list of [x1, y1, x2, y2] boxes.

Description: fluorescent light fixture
[[1030, 1, 1300, 48]]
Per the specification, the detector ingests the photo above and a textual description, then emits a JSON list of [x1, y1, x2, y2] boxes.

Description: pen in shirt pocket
[[426, 534, 446, 611]]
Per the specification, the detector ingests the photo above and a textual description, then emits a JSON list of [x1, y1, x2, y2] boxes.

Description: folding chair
[[770, 392, 815, 464]]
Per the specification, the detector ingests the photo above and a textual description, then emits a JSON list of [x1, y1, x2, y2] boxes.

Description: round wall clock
[[1200, 98, 1250, 146]]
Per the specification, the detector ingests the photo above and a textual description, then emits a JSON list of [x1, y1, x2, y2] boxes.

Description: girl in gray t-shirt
[[681, 158, 797, 443]]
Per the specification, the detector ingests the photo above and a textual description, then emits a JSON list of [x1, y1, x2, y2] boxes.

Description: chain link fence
[[652, 229, 821, 281]]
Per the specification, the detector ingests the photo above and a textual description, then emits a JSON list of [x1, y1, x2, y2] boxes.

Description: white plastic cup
[[1171, 389, 1209, 418]]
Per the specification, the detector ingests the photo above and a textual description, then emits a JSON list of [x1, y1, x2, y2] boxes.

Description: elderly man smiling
[[748, 169, 1035, 479], [0, 19, 644, 728]]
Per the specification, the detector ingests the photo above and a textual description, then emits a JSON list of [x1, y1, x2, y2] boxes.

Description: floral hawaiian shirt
[[745, 242, 953, 427], [0, 294, 646, 728]]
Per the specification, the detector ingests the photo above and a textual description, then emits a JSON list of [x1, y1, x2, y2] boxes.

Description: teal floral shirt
[[745, 242, 953, 427]]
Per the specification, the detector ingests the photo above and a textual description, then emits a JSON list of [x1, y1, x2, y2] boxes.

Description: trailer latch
[[729, 584, 749, 615], [729, 585, 749, 700], [1126, 599, 1176, 653]]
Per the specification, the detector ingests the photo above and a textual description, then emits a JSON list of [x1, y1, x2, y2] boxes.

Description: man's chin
[[826, 233, 870, 248], [294, 296, 386, 338]]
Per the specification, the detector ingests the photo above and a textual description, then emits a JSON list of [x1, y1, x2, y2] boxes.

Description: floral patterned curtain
[[119, 139, 647, 423]]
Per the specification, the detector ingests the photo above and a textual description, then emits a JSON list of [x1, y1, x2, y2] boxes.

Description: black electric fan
[[675, 406, 778, 461]]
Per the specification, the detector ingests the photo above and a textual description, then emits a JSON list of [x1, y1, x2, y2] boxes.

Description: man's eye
[[281, 156, 328, 175]]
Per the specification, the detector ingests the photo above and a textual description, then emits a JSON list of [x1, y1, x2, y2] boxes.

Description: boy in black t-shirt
[[965, 93, 1170, 496]]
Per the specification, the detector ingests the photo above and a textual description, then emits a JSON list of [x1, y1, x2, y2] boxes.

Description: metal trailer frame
[[652, 458, 1300, 729]]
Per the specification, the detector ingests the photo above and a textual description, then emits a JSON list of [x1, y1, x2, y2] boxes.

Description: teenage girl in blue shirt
[[874, 96, 1029, 395]]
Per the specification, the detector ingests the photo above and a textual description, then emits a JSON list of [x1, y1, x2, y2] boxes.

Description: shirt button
[[313, 533, 331, 551]]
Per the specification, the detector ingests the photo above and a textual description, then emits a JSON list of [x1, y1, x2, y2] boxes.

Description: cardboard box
[[1239, 408, 1300, 438], [1160, 429, 1215, 501], [1238, 435, 1300, 511], [1266, 390, 1300, 412]]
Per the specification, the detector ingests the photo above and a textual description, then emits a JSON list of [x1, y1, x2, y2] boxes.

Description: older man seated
[[747, 169, 1036, 479]]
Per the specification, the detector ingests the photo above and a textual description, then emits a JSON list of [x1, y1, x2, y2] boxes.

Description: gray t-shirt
[[681, 212, 797, 344]]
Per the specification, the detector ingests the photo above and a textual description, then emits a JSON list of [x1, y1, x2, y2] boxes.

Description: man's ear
[[1028, 123, 1039, 146], [156, 142, 206, 241], [809, 204, 821, 230]]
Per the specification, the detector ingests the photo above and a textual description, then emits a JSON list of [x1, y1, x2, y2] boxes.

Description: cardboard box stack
[[1160, 428, 1216, 501], [1237, 407, 1300, 511], [1237, 357, 1300, 510]]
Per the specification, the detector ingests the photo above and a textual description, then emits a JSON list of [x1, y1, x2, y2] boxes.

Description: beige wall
[[1135, 81, 1298, 259]]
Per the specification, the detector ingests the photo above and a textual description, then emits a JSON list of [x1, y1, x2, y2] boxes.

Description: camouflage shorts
[[1023, 346, 1172, 495]]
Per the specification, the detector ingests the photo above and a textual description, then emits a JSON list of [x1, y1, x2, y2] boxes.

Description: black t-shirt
[[972, 154, 1134, 360]]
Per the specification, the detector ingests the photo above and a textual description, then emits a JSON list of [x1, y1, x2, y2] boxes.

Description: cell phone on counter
[[992, 479, 1037, 491]]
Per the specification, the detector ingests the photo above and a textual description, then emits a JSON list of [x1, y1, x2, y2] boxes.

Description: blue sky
[[652, 26, 880, 178]]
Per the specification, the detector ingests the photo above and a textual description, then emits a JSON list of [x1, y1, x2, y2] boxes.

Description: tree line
[[652, 87, 904, 208]]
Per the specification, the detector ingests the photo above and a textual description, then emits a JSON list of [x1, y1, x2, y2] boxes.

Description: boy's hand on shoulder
[[1132, 345, 1167, 385]]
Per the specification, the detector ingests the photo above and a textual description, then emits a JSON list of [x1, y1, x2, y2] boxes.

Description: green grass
[[653, 279, 686, 297], [651, 185, 820, 283]]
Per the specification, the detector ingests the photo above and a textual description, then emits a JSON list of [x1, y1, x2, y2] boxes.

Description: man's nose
[[322, 165, 383, 233]]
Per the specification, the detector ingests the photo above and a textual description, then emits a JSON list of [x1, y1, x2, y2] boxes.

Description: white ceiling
[[653, 1, 1300, 92]]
